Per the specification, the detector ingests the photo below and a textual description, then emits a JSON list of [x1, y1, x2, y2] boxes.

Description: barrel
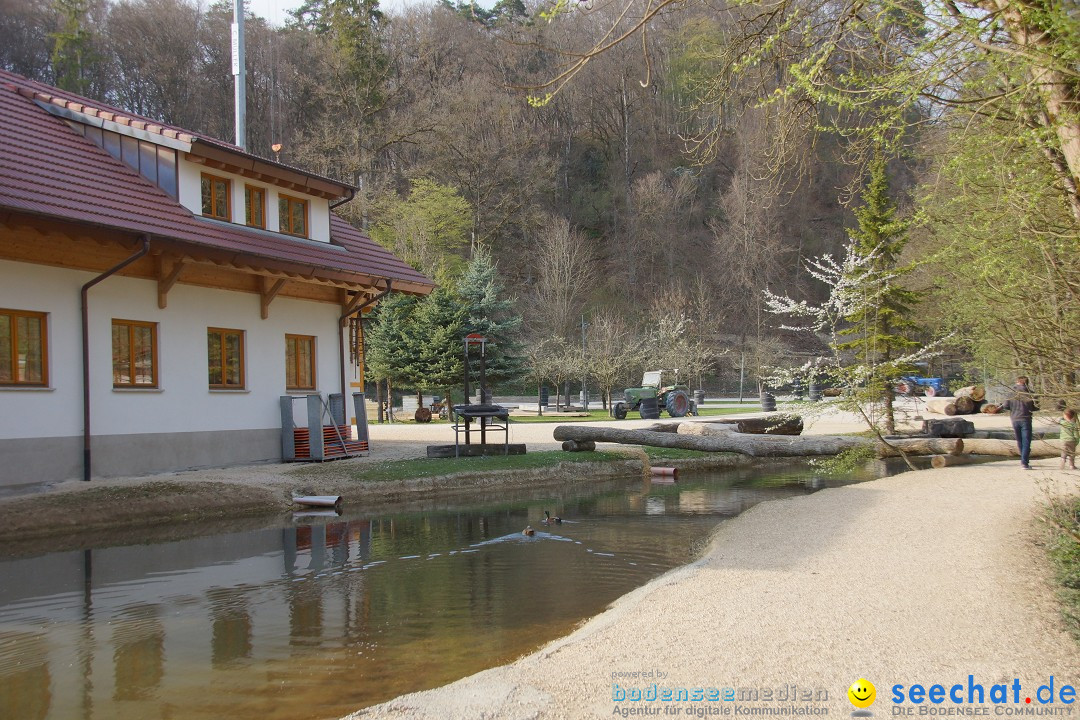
[[808, 383, 822, 402], [792, 380, 804, 399], [693, 390, 706, 406], [638, 397, 660, 419], [539, 385, 550, 408], [760, 391, 776, 412]]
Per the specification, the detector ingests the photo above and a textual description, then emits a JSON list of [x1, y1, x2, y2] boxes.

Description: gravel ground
[[348, 460, 1080, 720], [340, 404, 1080, 720]]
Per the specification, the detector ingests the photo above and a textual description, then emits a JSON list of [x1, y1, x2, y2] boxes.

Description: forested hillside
[[3, 0, 1076, 400]]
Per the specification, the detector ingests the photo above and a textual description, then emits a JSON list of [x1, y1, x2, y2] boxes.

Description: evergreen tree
[[363, 293, 421, 416], [457, 249, 525, 391], [413, 287, 467, 404], [49, 0, 93, 94], [836, 151, 921, 434]]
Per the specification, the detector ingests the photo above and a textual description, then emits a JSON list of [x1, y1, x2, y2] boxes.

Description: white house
[[0, 69, 433, 489]]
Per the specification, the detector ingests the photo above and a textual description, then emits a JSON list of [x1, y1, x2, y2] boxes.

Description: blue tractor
[[896, 375, 946, 396]]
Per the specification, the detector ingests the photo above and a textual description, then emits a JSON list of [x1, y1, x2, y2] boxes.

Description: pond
[[0, 460, 895, 720]]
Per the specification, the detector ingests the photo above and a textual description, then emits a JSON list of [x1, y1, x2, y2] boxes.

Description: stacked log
[[926, 398, 958, 415], [926, 394, 986, 417], [954, 385, 987, 402], [954, 395, 976, 414]]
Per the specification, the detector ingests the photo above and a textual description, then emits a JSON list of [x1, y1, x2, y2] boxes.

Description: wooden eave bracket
[[261, 277, 287, 319], [157, 257, 187, 309], [339, 289, 368, 326]]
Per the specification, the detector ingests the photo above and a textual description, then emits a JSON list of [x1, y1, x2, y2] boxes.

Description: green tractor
[[612, 370, 694, 419]]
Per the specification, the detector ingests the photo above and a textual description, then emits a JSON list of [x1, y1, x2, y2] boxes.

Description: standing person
[[995, 376, 1039, 469], [1060, 408, 1078, 470]]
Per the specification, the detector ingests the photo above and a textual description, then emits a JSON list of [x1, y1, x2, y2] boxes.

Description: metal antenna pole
[[232, 0, 246, 150]]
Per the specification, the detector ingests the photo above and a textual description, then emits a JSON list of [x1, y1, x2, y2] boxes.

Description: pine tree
[[363, 293, 421, 418], [836, 151, 921, 433], [50, 0, 93, 95], [457, 249, 525, 391], [413, 287, 466, 404]]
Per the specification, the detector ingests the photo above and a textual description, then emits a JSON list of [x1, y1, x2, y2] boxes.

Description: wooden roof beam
[[157, 256, 187, 309], [261, 277, 287, 319]]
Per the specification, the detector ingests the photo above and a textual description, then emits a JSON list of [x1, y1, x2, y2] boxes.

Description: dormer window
[[201, 173, 231, 221], [278, 194, 308, 238], [245, 185, 266, 229]]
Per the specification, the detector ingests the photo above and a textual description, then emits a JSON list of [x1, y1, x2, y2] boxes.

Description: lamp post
[[581, 314, 589, 411]]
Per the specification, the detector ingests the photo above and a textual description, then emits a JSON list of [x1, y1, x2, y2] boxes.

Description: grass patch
[[1046, 494, 1080, 643], [292, 450, 635, 483]]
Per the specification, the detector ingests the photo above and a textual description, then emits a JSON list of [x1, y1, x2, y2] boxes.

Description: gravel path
[[348, 460, 1080, 720]]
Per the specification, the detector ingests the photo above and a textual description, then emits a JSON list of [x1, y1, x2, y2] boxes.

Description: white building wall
[[0, 259, 350, 482], [176, 158, 331, 242]]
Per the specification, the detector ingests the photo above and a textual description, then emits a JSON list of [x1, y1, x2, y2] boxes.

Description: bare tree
[[526, 213, 595, 340]]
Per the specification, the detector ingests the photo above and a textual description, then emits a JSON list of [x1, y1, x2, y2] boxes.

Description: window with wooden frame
[[112, 320, 158, 388], [244, 185, 266, 229], [277, 194, 308, 237], [0, 309, 48, 386], [285, 334, 316, 390], [207, 328, 245, 389], [201, 173, 231, 221]]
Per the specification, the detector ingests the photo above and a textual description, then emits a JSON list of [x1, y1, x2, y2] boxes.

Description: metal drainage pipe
[[81, 235, 151, 482]]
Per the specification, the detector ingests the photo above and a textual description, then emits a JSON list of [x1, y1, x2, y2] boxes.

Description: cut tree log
[[734, 416, 803, 435], [954, 385, 986, 402], [930, 454, 987, 468], [951, 438, 1065, 458], [926, 397, 958, 415], [875, 437, 964, 458], [553, 424, 961, 458], [970, 429, 1060, 441], [954, 396, 976, 414], [981, 404, 1001, 414], [693, 416, 804, 435], [561, 440, 596, 452]]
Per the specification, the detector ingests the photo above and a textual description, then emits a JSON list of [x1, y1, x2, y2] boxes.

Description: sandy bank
[[348, 460, 1080, 719]]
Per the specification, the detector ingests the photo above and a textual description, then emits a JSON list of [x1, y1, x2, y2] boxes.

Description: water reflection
[[0, 631, 51, 720], [0, 461, 877, 720]]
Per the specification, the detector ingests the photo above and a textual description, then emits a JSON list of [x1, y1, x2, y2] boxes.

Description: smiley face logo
[[848, 678, 876, 709]]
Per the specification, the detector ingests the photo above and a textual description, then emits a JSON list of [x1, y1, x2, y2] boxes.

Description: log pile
[[925, 387, 990, 417]]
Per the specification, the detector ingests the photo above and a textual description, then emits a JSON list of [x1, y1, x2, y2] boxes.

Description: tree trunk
[[376, 378, 384, 423], [700, 416, 804, 435], [553, 425, 960, 458], [954, 395, 976, 414], [978, 0, 1080, 222], [953, 438, 1065, 458], [954, 385, 986, 402], [926, 398, 958, 415], [873, 437, 965, 458], [930, 454, 985, 469], [537, 383, 543, 417], [386, 378, 394, 423]]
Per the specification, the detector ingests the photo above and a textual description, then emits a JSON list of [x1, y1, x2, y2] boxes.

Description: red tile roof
[[0, 69, 433, 294]]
